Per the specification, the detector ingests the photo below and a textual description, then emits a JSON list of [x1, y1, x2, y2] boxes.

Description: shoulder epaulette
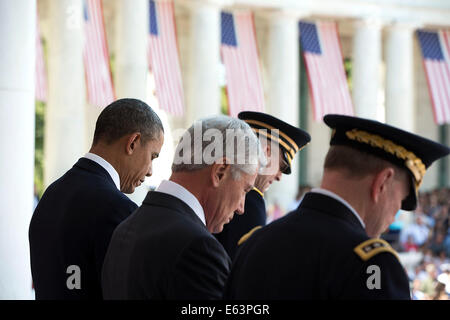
[[252, 187, 264, 198], [237, 226, 262, 246], [353, 238, 399, 262]]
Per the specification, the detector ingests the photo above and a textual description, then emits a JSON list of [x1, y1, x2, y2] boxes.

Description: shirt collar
[[156, 180, 206, 226], [84, 153, 120, 190], [310, 188, 366, 228]]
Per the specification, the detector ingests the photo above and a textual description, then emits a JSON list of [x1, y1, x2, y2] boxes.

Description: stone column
[[112, 0, 150, 205], [352, 19, 382, 120], [264, 13, 300, 214], [385, 23, 415, 132], [45, 0, 85, 186], [186, 1, 221, 126], [115, 0, 148, 100], [0, 0, 36, 299]]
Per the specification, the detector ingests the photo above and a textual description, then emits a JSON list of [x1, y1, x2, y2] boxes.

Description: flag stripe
[[323, 23, 342, 114], [83, 0, 115, 107], [147, 0, 185, 116], [442, 31, 450, 121], [426, 61, 442, 123], [417, 29, 450, 124], [437, 32, 450, 122], [331, 23, 351, 114], [305, 54, 322, 120], [441, 62, 450, 120], [299, 21, 353, 122], [166, 2, 184, 115], [221, 11, 264, 117]]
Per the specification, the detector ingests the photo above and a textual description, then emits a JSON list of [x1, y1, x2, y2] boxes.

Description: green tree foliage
[[34, 101, 45, 198], [344, 57, 352, 92], [221, 86, 229, 115]]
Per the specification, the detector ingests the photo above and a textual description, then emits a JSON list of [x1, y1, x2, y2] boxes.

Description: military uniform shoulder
[[237, 226, 262, 246], [246, 189, 265, 206], [353, 238, 399, 262], [249, 187, 264, 199]]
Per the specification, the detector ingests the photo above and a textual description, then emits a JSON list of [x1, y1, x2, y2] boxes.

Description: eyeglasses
[[279, 153, 289, 173]]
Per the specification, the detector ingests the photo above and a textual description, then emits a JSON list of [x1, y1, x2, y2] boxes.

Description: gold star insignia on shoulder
[[354, 239, 400, 262]]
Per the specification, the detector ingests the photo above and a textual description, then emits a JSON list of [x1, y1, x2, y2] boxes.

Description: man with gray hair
[[216, 111, 311, 260], [29, 98, 164, 300], [101, 115, 265, 299]]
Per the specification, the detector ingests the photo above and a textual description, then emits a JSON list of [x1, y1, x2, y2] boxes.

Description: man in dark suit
[[225, 114, 450, 299], [101, 116, 265, 299], [29, 98, 164, 299], [215, 112, 311, 260]]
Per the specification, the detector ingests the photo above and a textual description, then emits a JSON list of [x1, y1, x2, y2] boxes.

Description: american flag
[[35, 17, 47, 102], [299, 21, 353, 122], [148, 0, 185, 116], [221, 11, 264, 117], [417, 30, 450, 125], [83, 0, 115, 107]]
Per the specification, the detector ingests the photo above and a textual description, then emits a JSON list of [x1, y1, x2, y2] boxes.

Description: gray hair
[[93, 98, 164, 145], [172, 115, 266, 179]]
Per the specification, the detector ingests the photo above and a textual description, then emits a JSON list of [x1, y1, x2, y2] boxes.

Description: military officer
[[224, 114, 450, 299], [215, 111, 311, 260]]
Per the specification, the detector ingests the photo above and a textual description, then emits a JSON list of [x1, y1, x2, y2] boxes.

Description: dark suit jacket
[[29, 158, 137, 300], [224, 192, 411, 300], [215, 190, 266, 260], [101, 191, 231, 300]]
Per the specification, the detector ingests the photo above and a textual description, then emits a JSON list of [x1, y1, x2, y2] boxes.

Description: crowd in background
[[387, 187, 450, 300]]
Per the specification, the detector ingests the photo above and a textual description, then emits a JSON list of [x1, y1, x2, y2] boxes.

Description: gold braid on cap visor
[[244, 119, 308, 166], [345, 129, 426, 189], [244, 119, 300, 152], [251, 128, 294, 165]]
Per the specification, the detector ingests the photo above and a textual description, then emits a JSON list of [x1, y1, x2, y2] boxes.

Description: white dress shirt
[[156, 180, 206, 226], [310, 188, 366, 229], [84, 153, 120, 190]]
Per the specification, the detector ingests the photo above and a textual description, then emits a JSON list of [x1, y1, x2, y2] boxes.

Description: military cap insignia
[[345, 129, 427, 189], [237, 226, 262, 246], [354, 239, 399, 262]]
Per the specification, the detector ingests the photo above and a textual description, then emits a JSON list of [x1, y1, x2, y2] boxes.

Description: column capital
[[384, 20, 422, 33], [354, 16, 422, 32], [353, 17, 384, 30], [180, 0, 231, 10], [258, 8, 310, 23]]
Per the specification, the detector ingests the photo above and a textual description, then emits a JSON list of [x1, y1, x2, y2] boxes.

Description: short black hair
[[93, 98, 164, 145]]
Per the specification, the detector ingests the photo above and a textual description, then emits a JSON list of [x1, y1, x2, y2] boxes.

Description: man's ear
[[263, 143, 273, 170], [266, 143, 272, 158], [211, 158, 230, 187], [125, 133, 141, 155], [371, 167, 395, 203]]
